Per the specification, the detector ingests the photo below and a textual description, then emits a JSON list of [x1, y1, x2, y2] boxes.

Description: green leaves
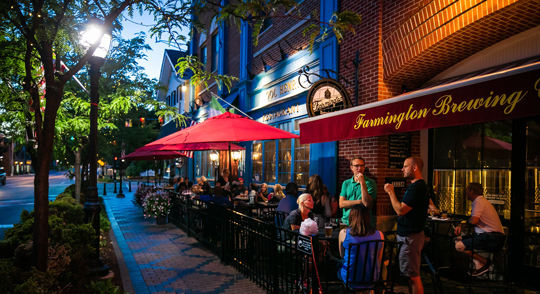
[[175, 55, 238, 93]]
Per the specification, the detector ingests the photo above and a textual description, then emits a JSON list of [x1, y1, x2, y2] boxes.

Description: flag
[[208, 96, 226, 118]]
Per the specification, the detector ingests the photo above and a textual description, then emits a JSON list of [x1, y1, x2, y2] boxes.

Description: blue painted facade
[[185, 0, 340, 195]]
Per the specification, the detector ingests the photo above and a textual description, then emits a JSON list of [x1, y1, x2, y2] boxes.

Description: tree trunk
[[33, 86, 63, 271], [74, 148, 81, 203]]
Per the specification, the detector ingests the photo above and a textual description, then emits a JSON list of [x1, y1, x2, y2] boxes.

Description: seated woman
[[338, 204, 384, 288], [258, 183, 270, 202], [282, 193, 314, 231], [269, 184, 285, 203], [191, 178, 203, 194], [200, 176, 213, 196], [306, 175, 332, 227]]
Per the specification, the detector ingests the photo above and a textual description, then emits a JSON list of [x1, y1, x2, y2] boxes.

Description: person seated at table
[[269, 184, 285, 203], [174, 177, 183, 192], [282, 193, 314, 231], [217, 169, 232, 198], [248, 183, 258, 202], [184, 177, 189, 186], [200, 176, 213, 196], [232, 178, 248, 197], [306, 175, 332, 226], [277, 182, 299, 214], [338, 204, 384, 287], [177, 182, 187, 194], [258, 183, 270, 202], [192, 178, 203, 194], [454, 182, 505, 276], [197, 186, 230, 206]]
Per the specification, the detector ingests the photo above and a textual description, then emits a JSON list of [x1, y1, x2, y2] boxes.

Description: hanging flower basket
[[142, 191, 172, 224]]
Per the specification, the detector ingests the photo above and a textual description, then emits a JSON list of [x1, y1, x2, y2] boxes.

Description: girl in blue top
[[338, 204, 384, 288]]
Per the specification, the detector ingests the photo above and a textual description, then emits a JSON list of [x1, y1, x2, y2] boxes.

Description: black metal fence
[[169, 193, 320, 294]]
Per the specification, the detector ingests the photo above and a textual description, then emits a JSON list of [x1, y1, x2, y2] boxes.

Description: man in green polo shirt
[[340, 156, 377, 227]]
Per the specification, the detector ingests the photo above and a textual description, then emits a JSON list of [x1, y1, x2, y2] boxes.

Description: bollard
[[103, 183, 107, 196], [113, 181, 117, 193], [128, 181, 132, 192]]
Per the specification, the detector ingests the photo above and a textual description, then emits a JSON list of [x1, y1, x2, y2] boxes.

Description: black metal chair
[[327, 239, 403, 294]]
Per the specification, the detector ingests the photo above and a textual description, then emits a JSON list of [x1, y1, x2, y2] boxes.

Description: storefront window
[[433, 120, 512, 217], [264, 140, 276, 183], [525, 119, 540, 268], [252, 119, 310, 186], [294, 138, 309, 186], [278, 139, 291, 183], [252, 143, 262, 182], [195, 151, 213, 179]]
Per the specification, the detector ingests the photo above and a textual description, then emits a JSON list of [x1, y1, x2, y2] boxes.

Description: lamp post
[[117, 159, 125, 198], [210, 151, 219, 184], [81, 23, 111, 277]]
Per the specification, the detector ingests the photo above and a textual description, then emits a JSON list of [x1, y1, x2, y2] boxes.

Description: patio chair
[[326, 239, 403, 294]]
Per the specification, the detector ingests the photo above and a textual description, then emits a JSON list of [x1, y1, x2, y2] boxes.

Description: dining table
[[425, 215, 464, 267]]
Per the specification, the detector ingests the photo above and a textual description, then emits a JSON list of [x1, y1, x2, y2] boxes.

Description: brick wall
[[227, 24, 241, 89], [251, 0, 318, 76]]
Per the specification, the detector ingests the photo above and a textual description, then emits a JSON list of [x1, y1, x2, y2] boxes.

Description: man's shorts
[[461, 232, 505, 252], [397, 231, 425, 277]]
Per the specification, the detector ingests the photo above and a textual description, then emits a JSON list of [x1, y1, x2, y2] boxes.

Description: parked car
[[0, 167, 6, 185]]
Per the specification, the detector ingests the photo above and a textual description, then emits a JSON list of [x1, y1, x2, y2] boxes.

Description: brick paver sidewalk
[[103, 192, 266, 294]]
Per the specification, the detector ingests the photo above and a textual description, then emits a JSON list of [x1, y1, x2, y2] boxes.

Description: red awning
[[299, 60, 540, 144]]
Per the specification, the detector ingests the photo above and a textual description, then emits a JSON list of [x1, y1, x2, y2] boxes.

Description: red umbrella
[[147, 112, 299, 175], [121, 149, 187, 161], [137, 142, 245, 152], [149, 112, 299, 145]]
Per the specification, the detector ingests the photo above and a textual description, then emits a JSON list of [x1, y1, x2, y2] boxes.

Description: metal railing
[[169, 193, 320, 294]]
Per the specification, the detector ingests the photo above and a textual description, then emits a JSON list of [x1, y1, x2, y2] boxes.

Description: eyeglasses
[[351, 165, 365, 168]]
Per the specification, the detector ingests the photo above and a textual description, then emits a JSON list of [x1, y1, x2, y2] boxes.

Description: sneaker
[[471, 259, 492, 276]]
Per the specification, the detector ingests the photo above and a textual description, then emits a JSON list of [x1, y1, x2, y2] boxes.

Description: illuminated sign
[[262, 104, 300, 122], [306, 79, 352, 117]]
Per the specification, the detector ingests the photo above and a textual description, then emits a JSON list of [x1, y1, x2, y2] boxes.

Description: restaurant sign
[[300, 66, 540, 144], [306, 79, 352, 117]]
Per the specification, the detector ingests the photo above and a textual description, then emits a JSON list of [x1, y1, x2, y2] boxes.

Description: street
[[0, 170, 74, 239]]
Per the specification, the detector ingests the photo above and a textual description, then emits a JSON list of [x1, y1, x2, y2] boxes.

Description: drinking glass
[[325, 223, 332, 237], [340, 222, 347, 230]]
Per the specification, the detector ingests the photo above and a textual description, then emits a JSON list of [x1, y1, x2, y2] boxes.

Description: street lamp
[[117, 159, 125, 198], [81, 22, 111, 277]]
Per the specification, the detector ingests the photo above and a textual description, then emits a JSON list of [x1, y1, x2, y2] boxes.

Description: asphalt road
[[0, 170, 75, 240]]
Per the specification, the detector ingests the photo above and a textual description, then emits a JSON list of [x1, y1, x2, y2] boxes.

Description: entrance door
[[523, 118, 540, 282]]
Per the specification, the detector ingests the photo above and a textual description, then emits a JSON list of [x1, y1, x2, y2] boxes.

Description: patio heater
[[81, 21, 111, 276]]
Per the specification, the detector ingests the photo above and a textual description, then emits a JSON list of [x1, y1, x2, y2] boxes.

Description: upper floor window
[[200, 46, 207, 71], [171, 91, 177, 106], [211, 33, 219, 72]]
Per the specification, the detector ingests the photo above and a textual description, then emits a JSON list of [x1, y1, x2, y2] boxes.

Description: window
[[258, 12, 273, 35], [166, 96, 170, 106], [264, 141, 276, 183], [200, 46, 207, 70], [195, 150, 213, 179], [294, 138, 309, 185], [171, 91, 177, 106], [252, 119, 310, 186], [211, 33, 219, 72], [432, 120, 512, 217], [252, 143, 263, 182]]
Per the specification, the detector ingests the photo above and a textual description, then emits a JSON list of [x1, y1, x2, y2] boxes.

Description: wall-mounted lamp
[[182, 85, 187, 92], [210, 151, 219, 163], [231, 151, 241, 163]]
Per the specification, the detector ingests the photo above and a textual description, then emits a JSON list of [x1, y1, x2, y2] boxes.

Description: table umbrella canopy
[[148, 112, 300, 146], [137, 142, 245, 152], [121, 149, 187, 161]]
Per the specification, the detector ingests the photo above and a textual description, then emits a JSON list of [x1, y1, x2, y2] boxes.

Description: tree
[[0, 0, 360, 272]]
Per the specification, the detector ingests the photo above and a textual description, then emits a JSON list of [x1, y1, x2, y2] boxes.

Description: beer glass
[[340, 222, 347, 230], [325, 222, 332, 237]]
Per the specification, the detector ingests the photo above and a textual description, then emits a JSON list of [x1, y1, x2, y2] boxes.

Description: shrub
[[86, 279, 126, 294]]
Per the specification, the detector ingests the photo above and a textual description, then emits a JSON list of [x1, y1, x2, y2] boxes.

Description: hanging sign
[[306, 79, 352, 117]]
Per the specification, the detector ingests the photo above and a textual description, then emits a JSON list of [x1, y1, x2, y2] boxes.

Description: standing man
[[384, 156, 429, 294], [454, 182, 505, 276], [340, 156, 377, 227]]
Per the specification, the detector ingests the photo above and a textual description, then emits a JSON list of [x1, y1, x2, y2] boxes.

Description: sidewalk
[[103, 191, 266, 294]]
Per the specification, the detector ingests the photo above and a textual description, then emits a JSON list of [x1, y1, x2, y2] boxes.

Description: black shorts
[[461, 233, 505, 252]]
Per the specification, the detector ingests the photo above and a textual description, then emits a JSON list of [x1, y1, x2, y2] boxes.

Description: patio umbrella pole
[[228, 142, 232, 180], [154, 158, 157, 186]]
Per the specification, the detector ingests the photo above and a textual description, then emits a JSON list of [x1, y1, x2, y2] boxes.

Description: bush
[[86, 279, 126, 294]]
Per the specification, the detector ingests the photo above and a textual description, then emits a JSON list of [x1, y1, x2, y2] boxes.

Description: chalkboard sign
[[389, 133, 411, 168], [297, 235, 312, 255]]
